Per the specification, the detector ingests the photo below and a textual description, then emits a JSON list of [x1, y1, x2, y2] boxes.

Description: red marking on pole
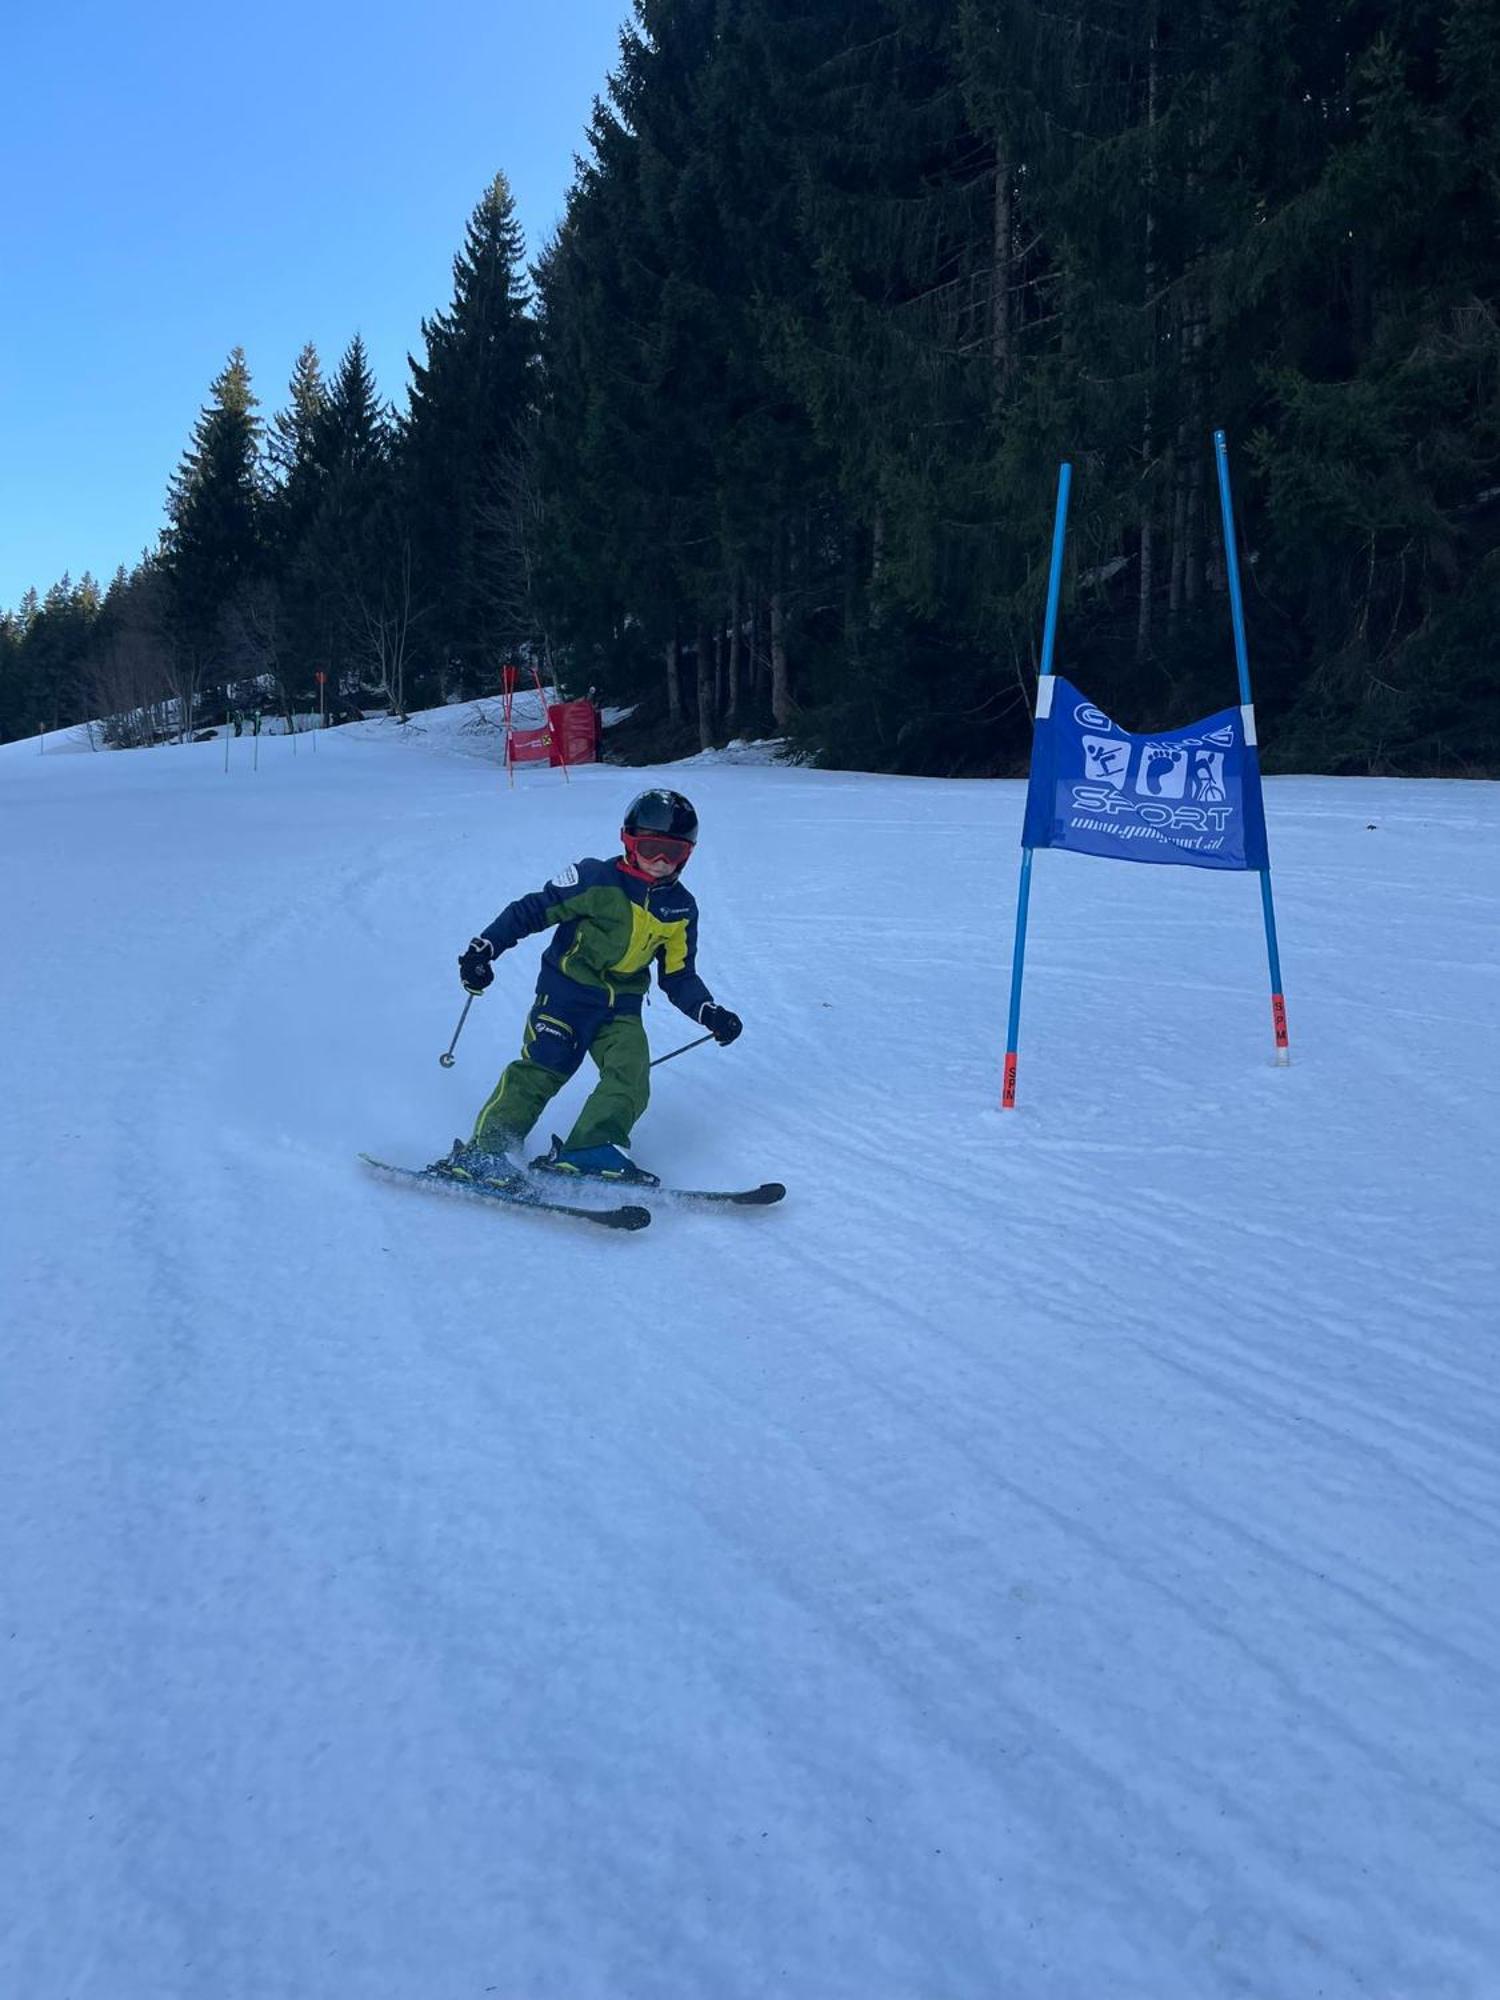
[[1001, 1052, 1018, 1109], [501, 664, 518, 780], [1271, 993, 1289, 1049]]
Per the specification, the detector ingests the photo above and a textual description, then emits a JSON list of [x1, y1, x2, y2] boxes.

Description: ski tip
[[654, 1179, 787, 1205], [611, 1205, 654, 1230]]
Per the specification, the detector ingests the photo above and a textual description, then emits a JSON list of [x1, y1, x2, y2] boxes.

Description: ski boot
[[428, 1138, 525, 1190], [529, 1135, 660, 1186]]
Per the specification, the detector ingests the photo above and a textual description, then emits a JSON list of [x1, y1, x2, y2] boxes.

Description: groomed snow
[[2, 706, 1498, 1999]]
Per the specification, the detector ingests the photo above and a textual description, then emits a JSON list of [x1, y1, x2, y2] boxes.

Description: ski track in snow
[[2, 714, 1499, 1999]]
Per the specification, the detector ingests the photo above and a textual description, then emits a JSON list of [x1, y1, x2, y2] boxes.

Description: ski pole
[[650, 1031, 716, 1069], [439, 994, 476, 1068]]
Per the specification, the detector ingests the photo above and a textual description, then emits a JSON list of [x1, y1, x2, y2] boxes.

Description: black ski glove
[[458, 936, 496, 995], [698, 1002, 742, 1046]]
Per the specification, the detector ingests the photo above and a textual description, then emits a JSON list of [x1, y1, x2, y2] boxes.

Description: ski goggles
[[628, 832, 694, 866]]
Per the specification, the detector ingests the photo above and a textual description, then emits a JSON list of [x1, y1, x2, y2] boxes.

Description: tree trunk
[[665, 630, 681, 723], [1181, 287, 1206, 609], [1179, 100, 1210, 615], [726, 570, 742, 722], [870, 508, 887, 625], [1136, 32, 1159, 666], [1137, 515, 1155, 663], [991, 133, 1013, 394], [770, 524, 792, 729], [842, 522, 861, 642], [696, 618, 714, 752], [1185, 421, 1204, 608], [1169, 432, 1188, 627], [750, 587, 765, 704]]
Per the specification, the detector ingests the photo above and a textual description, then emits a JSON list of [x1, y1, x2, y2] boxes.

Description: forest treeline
[[4, 0, 1497, 774]]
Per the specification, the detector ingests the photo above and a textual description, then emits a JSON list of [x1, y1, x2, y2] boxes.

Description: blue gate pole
[[1214, 430, 1290, 1063], [1003, 461, 1072, 1107]]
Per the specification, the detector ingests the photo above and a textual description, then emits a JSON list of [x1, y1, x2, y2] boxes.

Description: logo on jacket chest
[[611, 899, 689, 974]]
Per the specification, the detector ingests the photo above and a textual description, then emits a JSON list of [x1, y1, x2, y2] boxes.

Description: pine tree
[[267, 342, 328, 488], [163, 347, 264, 734], [0, 609, 25, 741], [534, 102, 694, 725], [1214, 0, 1500, 768], [735, 0, 1016, 765], [402, 174, 538, 694], [303, 335, 404, 711], [534, 0, 837, 743], [7, 573, 105, 741], [263, 343, 330, 699]]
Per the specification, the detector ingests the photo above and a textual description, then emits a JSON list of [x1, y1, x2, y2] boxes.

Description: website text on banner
[[1021, 679, 1269, 872]]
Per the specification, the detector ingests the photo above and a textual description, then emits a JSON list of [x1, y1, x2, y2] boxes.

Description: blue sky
[[0, 0, 634, 610]]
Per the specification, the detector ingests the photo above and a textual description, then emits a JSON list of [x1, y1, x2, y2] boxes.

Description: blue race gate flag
[[1021, 675, 1269, 872], [1002, 446, 1288, 1108]]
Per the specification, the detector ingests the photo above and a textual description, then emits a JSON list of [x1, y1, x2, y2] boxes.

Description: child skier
[[435, 789, 742, 1187]]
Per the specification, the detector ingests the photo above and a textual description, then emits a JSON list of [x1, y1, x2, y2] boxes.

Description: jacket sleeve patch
[[548, 863, 581, 891]]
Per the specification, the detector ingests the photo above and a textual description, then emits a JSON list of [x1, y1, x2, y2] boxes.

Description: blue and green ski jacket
[[479, 857, 714, 1018]]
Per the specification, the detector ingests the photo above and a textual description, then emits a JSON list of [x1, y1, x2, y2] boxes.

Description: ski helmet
[[622, 788, 698, 874]]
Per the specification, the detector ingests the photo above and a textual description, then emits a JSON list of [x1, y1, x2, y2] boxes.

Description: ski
[[652, 1181, 786, 1206], [358, 1154, 652, 1231], [527, 1135, 785, 1209], [530, 1165, 786, 1207]]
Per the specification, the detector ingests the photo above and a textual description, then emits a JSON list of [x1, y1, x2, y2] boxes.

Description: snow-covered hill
[[3, 710, 1498, 1998]]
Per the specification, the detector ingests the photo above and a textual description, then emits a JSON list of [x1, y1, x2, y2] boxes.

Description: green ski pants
[[472, 987, 650, 1154]]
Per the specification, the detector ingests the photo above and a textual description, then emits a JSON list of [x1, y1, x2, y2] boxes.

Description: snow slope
[[2, 711, 1498, 2000]]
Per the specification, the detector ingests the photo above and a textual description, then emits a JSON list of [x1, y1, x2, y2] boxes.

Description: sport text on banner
[[1021, 676, 1269, 873]]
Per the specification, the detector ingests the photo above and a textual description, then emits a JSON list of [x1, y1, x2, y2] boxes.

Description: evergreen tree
[[539, 1, 736, 738], [267, 342, 328, 488], [263, 343, 331, 700], [1, 573, 106, 741], [403, 174, 538, 694], [162, 347, 264, 733], [720, 0, 1007, 763], [0, 605, 39, 741], [534, 89, 698, 725], [83, 561, 176, 747], [303, 334, 404, 710], [535, 0, 836, 743], [1233, 0, 1500, 768]]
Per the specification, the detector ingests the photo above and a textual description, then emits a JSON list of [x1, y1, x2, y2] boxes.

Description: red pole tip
[[1271, 993, 1289, 1049], [1001, 1052, 1018, 1109]]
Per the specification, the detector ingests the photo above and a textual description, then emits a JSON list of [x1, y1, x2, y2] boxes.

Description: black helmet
[[623, 789, 698, 845], [621, 788, 698, 876]]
